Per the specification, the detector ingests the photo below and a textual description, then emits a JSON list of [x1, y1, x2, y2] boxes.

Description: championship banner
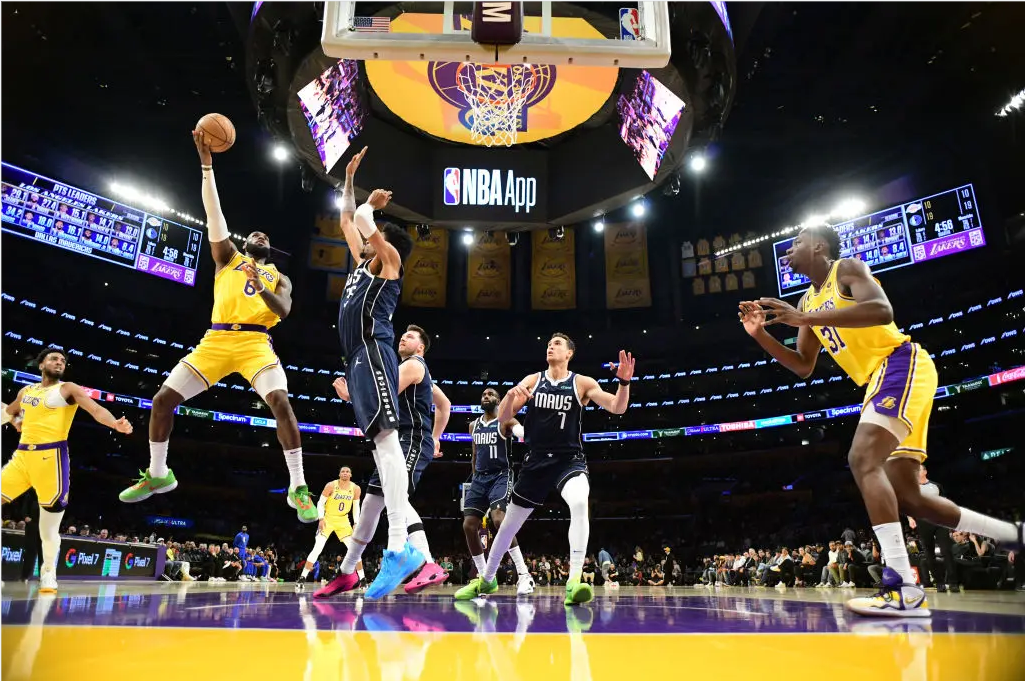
[[401, 227, 449, 308], [309, 236, 350, 273], [531, 228, 576, 310], [604, 221, 651, 308], [467, 231, 511, 309]]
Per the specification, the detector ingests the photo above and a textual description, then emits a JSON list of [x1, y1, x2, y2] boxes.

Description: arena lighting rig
[[714, 197, 866, 257]]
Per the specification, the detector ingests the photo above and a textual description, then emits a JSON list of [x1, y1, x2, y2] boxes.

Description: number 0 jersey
[[324, 481, 356, 522], [522, 371, 583, 455], [800, 259, 910, 386], [211, 251, 282, 328]]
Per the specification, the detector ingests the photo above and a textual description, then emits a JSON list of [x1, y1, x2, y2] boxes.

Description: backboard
[[321, 2, 671, 68]]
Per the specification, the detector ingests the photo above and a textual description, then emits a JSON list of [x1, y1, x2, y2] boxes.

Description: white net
[[456, 63, 537, 147]]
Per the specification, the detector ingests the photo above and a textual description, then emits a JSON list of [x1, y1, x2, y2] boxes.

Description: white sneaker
[[39, 567, 58, 594], [774, 582, 786, 590], [516, 575, 535, 596]]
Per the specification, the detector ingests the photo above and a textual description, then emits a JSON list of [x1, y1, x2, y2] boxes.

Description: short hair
[[381, 222, 414, 263], [36, 347, 66, 367], [800, 223, 841, 259], [406, 324, 431, 353], [550, 332, 575, 353]]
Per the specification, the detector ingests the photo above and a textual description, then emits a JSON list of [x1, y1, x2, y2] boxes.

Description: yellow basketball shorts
[[861, 342, 938, 462], [1, 441, 71, 508], [179, 329, 280, 387], [320, 518, 354, 542]]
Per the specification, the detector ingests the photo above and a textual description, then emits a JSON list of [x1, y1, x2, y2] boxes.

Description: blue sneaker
[[365, 543, 425, 600]]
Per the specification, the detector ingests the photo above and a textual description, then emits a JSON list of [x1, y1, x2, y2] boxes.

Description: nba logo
[[443, 167, 460, 205], [619, 8, 640, 40]]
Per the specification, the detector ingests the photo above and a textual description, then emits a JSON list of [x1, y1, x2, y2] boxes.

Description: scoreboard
[[1, 163, 203, 286], [773, 184, 985, 297]]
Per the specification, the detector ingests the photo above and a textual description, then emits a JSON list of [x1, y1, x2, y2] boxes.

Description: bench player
[[3, 347, 134, 593], [740, 223, 1023, 617], [118, 130, 317, 523], [456, 334, 635, 605]]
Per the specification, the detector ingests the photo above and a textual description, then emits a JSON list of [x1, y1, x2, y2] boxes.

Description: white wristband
[[353, 203, 378, 240], [511, 424, 525, 440]]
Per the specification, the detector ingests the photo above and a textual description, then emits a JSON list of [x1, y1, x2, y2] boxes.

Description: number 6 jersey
[[211, 251, 282, 328], [522, 371, 583, 455]]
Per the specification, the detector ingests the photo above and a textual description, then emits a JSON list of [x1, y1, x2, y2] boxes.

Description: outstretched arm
[[354, 190, 401, 279], [431, 384, 451, 458], [579, 350, 635, 415], [498, 373, 540, 423], [738, 298, 820, 379], [194, 130, 238, 271], [61, 383, 133, 433], [502, 418, 524, 441], [339, 147, 368, 266], [242, 267, 293, 319]]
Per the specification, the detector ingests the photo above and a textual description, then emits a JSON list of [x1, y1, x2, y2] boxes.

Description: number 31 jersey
[[211, 251, 282, 328], [523, 371, 583, 455], [800, 259, 909, 386]]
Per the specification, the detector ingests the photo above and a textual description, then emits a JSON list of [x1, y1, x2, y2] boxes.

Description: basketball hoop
[[456, 63, 537, 147]]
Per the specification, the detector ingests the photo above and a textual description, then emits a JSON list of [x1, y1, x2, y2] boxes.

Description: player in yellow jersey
[[739, 224, 1023, 617], [2, 347, 134, 593], [118, 130, 317, 523], [295, 466, 366, 591]]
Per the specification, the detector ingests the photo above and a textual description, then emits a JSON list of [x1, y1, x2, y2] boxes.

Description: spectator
[[909, 465, 960, 593], [581, 556, 596, 585], [598, 547, 613, 582], [841, 541, 866, 587], [764, 547, 794, 589], [647, 564, 665, 586]]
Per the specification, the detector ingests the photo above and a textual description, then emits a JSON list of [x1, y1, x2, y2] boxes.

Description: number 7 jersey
[[523, 371, 584, 454], [800, 259, 909, 386]]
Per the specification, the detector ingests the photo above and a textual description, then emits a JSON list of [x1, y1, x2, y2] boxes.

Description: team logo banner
[[604, 221, 651, 309], [401, 227, 449, 308], [531, 228, 576, 310], [467, 230, 511, 309]]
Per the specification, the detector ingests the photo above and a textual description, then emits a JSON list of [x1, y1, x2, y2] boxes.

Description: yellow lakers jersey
[[800, 260, 909, 386], [19, 382, 78, 444], [325, 481, 355, 521], [211, 251, 282, 328]]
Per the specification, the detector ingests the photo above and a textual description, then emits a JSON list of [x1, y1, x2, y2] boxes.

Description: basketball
[[196, 113, 236, 153]]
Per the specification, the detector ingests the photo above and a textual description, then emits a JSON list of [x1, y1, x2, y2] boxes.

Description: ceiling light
[[462, 233, 474, 246], [688, 154, 707, 173], [272, 145, 289, 162], [593, 220, 604, 232], [631, 202, 646, 218]]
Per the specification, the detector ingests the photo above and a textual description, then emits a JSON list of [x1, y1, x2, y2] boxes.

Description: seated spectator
[[841, 541, 866, 587], [867, 540, 884, 587], [647, 564, 666, 586], [606, 562, 620, 587], [581, 557, 596, 585], [764, 547, 795, 589]]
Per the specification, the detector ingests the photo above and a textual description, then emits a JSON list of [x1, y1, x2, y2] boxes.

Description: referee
[[908, 465, 959, 593]]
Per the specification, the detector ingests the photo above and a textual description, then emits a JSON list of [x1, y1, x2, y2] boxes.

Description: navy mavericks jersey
[[338, 259, 402, 357], [398, 355, 434, 449], [523, 371, 583, 455], [472, 416, 510, 474]]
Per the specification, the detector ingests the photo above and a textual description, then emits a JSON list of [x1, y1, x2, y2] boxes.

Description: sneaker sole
[[286, 495, 318, 523], [565, 585, 594, 606], [120, 479, 178, 503], [845, 602, 932, 618], [404, 570, 449, 594]]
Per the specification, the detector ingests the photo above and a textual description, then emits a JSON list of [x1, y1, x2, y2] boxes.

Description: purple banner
[[912, 228, 986, 263], [135, 254, 196, 286]]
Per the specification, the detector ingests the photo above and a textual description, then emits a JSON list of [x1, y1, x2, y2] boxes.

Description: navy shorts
[[367, 431, 434, 498], [462, 469, 514, 518], [347, 341, 399, 441], [511, 450, 588, 509]]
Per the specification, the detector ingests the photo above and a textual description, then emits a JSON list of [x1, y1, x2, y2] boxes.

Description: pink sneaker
[[403, 562, 449, 594], [314, 571, 359, 599]]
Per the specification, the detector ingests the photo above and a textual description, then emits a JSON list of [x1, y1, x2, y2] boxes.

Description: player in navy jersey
[[319, 324, 452, 599], [462, 388, 535, 595], [456, 333, 635, 605], [319, 147, 424, 599]]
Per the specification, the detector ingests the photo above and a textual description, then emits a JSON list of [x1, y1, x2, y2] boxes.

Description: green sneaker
[[564, 578, 594, 606], [454, 576, 499, 601], [119, 469, 178, 503], [288, 485, 318, 523]]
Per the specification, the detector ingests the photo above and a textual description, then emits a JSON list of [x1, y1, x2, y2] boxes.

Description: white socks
[[405, 502, 433, 563], [508, 545, 530, 577], [38, 507, 64, 574], [472, 553, 487, 576], [303, 534, 329, 577], [561, 475, 590, 580], [955, 507, 1018, 543], [284, 448, 306, 490], [372, 430, 409, 552], [341, 493, 385, 573], [484, 503, 532, 582], [148, 441, 169, 478], [873, 521, 915, 585]]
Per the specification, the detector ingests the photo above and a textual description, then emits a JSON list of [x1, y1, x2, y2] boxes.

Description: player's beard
[[246, 242, 271, 260], [41, 368, 63, 381], [482, 399, 498, 414]]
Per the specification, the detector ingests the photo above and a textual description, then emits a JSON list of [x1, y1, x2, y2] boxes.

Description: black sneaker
[[936, 584, 947, 593], [295, 577, 306, 593], [948, 584, 960, 593]]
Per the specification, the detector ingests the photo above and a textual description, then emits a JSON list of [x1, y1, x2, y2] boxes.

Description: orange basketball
[[196, 113, 236, 153]]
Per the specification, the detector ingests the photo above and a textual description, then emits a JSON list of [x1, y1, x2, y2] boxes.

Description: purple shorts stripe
[[55, 442, 70, 508], [180, 360, 211, 388], [867, 342, 916, 429]]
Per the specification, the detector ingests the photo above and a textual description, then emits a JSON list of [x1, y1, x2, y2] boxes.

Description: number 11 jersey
[[523, 371, 583, 455]]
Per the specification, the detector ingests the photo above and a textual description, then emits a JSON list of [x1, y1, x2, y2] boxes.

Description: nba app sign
[[444, 167, 537, 214]]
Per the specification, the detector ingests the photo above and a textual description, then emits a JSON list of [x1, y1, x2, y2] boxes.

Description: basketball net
[[457, 63, 537, 147]]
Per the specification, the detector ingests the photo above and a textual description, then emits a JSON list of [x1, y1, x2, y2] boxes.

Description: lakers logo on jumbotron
[[877, 396, 897, 410]]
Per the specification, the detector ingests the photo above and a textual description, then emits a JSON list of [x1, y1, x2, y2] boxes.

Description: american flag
[[353, 16, 391, 33]]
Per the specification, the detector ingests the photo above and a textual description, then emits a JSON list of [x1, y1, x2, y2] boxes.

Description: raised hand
[[610, 350, 635, 382], [112, 417, 134, 434], [508, 384, 534, 404], [345, 146, 367, 179], [193, 129, 213, 166], [738, 301, 766, 336], [241, 261, 261, 288], [367, 189, 392, 210], [757, 297, 809, 327]]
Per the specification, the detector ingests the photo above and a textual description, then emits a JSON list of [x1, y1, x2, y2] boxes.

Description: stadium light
[[593, 220, 604, 233], [109, 182, 171, 213], [996, 88, 1025, 117], [631, 202, 646, 218], [462, 232, 474, 246], [333, 194, 345, 209], [272, 144, 289, 162], [688, 154, 707, 173], [830, 198, 866, 220]]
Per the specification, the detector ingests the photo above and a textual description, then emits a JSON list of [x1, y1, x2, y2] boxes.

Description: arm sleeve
[[353, 203, 378, 239], [351, 498, 361, 526], [317, 495, 327, 520], [201, 168, 230, 242]]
